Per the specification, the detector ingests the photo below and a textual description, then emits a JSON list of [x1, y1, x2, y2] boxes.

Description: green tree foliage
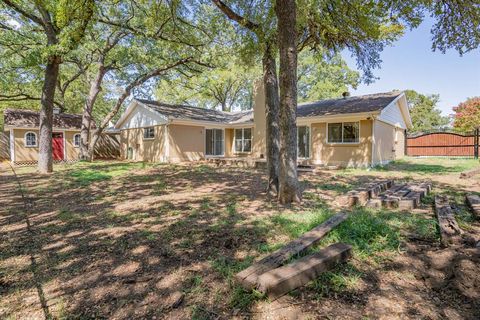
[[405, 90, 450, 133], [453, 97, 480, 132], [298, 50, 360, 102], [155, 48, 360, 111], [155, 57, 260, 112]]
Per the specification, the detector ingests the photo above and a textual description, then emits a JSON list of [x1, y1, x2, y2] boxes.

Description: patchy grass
[[375, 157, 479, 175], [1, 158, 479, 319]]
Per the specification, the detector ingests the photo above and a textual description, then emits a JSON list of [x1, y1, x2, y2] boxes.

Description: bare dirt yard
[[1, 157, 479, 319]]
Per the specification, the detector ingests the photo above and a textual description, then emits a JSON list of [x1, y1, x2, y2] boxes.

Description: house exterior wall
[[168, 124, 204, 162], [65, 131, 81, 160], [11, 128, 81, 162], [225, 128, 234, 157], [252, 80, 266, 158], [120, 125, 166, 162], [311, 120, 373, 167], [395, 127, 406, 159], [372, 120, 396, 165]]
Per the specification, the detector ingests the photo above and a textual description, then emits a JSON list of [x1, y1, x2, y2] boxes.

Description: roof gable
[[116, 101, 168, 129], [377, 93, 412, 129]]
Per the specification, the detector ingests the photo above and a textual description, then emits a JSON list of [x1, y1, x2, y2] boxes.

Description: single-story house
[[3, 108, 83, 165], [115, 82, 412, 167]]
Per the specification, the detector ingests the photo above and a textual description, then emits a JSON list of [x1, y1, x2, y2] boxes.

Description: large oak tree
[[0, 0, 94, 173]]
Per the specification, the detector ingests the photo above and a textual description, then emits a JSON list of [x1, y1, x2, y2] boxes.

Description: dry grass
[[0, 158, 479, 319]]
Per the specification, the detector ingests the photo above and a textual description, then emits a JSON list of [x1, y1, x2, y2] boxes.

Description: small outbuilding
[[3, 108, 83, 165]]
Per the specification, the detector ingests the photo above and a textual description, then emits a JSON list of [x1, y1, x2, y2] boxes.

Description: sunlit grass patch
[[269, 208, 334, 239], [210, 256, 264, 311], [308, 263, 363, 298]]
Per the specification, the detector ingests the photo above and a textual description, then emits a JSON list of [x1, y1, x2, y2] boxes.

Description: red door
[[52, 133, 64, 161]]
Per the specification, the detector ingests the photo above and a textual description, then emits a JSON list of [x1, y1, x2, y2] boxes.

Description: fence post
[[404, 129, 408, 156], [475, 128, 479, 160]]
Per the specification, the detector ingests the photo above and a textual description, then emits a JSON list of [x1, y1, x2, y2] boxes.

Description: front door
[[52, 132, 64, 160]]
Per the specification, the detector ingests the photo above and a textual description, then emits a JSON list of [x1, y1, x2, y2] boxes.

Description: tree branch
[[211, 0, 259, 32], [1, 0, 45, 27]]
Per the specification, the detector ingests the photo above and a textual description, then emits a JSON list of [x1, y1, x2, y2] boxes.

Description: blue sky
[[342, 18, 480, 116]]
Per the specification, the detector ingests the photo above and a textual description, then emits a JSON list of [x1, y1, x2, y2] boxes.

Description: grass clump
[[309, 263, 362, 297]]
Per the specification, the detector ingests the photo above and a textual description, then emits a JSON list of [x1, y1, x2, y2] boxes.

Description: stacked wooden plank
[[235, 212, 351, 299], [347, 180, 394, 207], [365, 182, 432, 210], [466, 194, 480, 220], [434, 195, 463, 246]]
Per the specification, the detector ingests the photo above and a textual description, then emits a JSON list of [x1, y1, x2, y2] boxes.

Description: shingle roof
[[4, 109, 83, 129], [137, 92, 402, 124], [137, 99, 253, 124], [297, 91, 402, 117]]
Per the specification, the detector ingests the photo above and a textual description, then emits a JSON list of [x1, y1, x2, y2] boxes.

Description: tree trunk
[[80, 66, 107, 161], [276, 0, 300, 204], [38, 55, 60, 173], [263, 45, 280, 195]]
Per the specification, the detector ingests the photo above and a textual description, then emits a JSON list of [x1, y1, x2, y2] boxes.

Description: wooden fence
[[0, 131, 9, 161], [406, 130, 479, 158]]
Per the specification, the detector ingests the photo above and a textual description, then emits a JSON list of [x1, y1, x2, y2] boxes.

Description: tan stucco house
[[4, 109, 83, 165], [115, 83, 412, 167]]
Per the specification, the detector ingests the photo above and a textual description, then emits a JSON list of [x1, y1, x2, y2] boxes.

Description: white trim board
[[10, 128, 15, 163]]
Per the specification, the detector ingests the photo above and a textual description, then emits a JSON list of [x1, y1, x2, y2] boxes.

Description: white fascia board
[[170, 118, 253, 128], [398, 93, 413, 128], [296, 111, 380, 125], [114, 100, 139, 129]]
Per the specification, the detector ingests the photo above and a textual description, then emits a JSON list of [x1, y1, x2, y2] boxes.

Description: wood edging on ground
[[235, 211, 349, 291], [466, 194, 480, 220], [257, 243, 352, 299], [434, 195, 463, 246], [460, 167, 480, 179]]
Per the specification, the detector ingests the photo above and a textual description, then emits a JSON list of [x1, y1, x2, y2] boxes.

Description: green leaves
[[405, 90, 450, 133]]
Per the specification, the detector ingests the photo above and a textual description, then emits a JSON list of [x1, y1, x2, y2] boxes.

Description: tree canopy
[[453, 97, 480, 132], [405, 90, 450, 133]]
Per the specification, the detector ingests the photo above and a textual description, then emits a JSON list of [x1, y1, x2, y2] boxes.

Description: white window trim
[[326, 121, 361, 145], [73, 133, 81, 148], [205, 128, 225, 158], [24, 131, 38, 148], [233, 128, 253, 154], [143, 127, 155, 140], [297, 125, 311, 159]]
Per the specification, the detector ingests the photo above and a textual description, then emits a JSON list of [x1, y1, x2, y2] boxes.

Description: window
[[206, 129, 224, 156], [25, 132, 37, 147], [73, 133, 81, 147], [327, 122, 359, 143], [297, 126, 310, 158], [234, 128, 252, 153], [143, 127, 155, 139]]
